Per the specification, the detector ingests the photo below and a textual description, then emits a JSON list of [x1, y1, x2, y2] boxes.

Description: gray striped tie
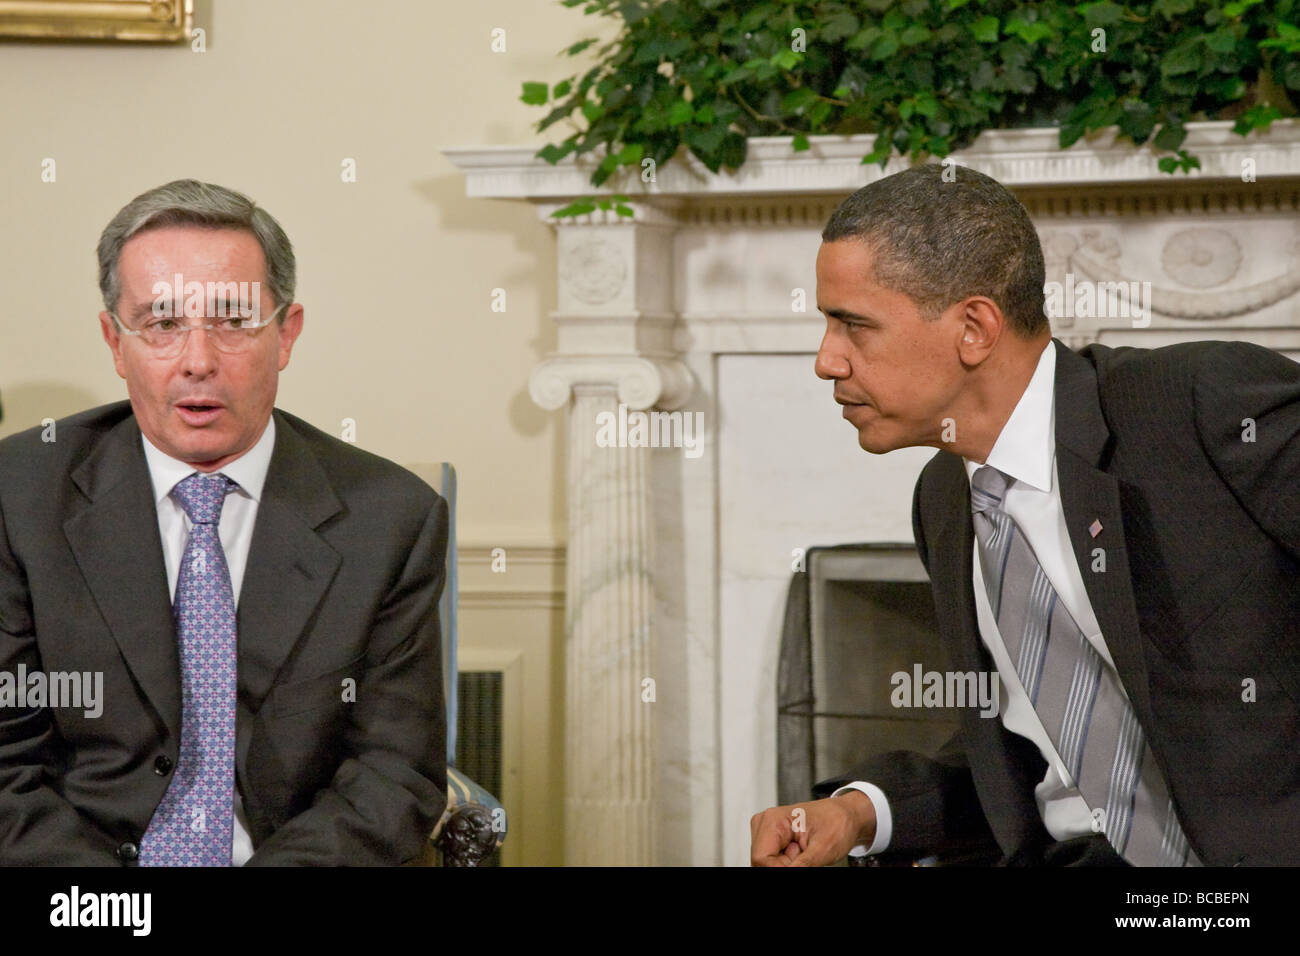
[[970, 465, 1199, 866]]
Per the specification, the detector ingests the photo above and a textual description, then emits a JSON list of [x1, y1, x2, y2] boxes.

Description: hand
[[749, 791, 876, 867]]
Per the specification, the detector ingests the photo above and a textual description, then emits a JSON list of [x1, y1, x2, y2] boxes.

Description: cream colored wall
[[0, 0, 592, 864]]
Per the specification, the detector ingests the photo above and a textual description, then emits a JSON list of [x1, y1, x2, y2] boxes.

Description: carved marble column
[[529, 213, 691, 865]]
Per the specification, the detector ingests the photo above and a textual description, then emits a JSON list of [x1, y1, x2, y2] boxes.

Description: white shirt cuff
[[831, 781, 892, 857]]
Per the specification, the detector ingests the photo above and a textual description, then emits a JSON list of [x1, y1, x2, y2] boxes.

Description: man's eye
[[148, 318, 178, 332]]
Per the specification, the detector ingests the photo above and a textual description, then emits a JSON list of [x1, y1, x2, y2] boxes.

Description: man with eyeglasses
[[0, 180, 448, 866]]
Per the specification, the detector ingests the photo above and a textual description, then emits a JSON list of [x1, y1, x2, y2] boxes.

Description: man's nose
[[177, 324, 220, 373], [815, 331, 848, 381]]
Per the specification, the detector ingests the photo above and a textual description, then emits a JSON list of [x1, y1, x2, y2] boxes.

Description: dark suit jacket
[[0, 401, 448, 865], [816, 338, 1300, 866]]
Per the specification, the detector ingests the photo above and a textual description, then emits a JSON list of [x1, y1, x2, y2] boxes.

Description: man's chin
[[163, 434, 237, 469], [854, 425, 900, 455]]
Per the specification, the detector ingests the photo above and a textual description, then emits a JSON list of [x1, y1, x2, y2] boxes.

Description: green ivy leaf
[[820, 11, 860, 43], [1082, 2, 1124, 27], [536, 143, 571, 164], [1205, 30, 1237, 55], [1232, 103, 1282, 134], [1153, 124, 1187, 151], [1160, 41, 1203, 76], [718, 132, 747, 168], [900, 24, 931, 46], [792, 133, 810, 151], [971, 16, 999, 43], [521, 81, 549, 105], [565, 37, 599, 57], [1283, 58, 1300, 91], [552, 199, 597, 218], [1117, 100, 1157, 142], [1217, 76, 1248, 100], [771, 48, 803, 71], [871, 34, 900, 59], [1059, 122, 1086, 148], [1005, 18, 1053, 44], [1259, 23, 1300, 52], [847, 26, 882, 51], [1222, 0, 1266, 17], [667, 99, 695, 125], [686, 124, 727, 154], [782, 87, 820, 113], [862, 132, 893, 165]]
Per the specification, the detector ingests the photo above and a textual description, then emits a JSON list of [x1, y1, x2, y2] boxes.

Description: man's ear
[[956, 297, 1004, 366], [277, 304, 304, 372], [99, 311, 128, 380]]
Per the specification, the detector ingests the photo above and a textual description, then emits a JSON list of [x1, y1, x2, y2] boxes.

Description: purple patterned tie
[[140, 472, 239, 866]]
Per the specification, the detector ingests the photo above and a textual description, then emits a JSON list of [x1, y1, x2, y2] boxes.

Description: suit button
[[117, 842, 139, 862], [154, 755, 173, 775]]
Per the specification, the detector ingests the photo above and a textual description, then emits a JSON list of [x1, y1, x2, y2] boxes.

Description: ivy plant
[[522, 0, 1300, 216]]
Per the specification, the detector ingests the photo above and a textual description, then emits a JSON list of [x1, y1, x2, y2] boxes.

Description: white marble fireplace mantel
[[445, 121, 1300, 866]]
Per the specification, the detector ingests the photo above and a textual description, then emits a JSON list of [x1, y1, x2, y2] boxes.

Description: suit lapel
[[924, 453, 983, 670], [1051, 339, 1154, 722], [64, 413, 181, 739], [235, 409, 342, 713]]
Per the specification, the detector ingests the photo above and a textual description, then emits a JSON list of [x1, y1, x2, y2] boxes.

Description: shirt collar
[[141, 412, 276, 506], [963, 339, 1057, 494]]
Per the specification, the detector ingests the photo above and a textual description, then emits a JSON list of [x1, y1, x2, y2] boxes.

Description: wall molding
[[458, 544, 565, 610], [444, 120, 1300, 205]]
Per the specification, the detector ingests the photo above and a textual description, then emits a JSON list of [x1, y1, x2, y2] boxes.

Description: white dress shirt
[[141, 415, 276, 867], [838, 339, 1169, 858]]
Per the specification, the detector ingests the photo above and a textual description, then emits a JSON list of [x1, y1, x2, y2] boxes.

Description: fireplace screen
[[777, 543, 961, 806]]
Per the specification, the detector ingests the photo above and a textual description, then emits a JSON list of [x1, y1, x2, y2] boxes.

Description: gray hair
[[821, 164, 1047, 339], [97, 179, 295, 318]]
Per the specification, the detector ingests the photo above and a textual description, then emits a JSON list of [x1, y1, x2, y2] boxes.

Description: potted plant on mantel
[[522, 0, 1300, 217]]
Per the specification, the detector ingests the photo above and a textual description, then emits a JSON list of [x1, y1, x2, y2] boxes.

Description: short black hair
[[822, 163, 1047, 339]]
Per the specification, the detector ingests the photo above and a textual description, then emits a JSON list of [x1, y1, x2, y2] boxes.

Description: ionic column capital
[[529, 355, 693, 412]]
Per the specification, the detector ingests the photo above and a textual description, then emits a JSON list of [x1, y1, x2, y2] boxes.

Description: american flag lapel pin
[[1088, 518, 1103, 538]]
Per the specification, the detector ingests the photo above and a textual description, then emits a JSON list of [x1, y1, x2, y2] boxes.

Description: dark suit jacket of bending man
[[0, 400, 449, 865], [816, 337, 1300, 866]]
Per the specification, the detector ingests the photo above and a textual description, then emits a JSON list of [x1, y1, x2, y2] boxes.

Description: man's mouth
[[175, 402, 224, 424]]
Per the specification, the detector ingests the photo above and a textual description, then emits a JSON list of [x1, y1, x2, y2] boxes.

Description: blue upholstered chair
[[418, 463, 507, 866]]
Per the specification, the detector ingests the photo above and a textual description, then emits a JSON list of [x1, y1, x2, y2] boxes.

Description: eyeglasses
[[109, 303, 287, 357]]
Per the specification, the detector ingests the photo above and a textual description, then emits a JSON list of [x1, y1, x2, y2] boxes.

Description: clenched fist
[[749, 790, 877, 866]]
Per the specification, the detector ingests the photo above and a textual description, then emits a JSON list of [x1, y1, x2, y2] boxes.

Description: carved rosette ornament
[[1161, 228, 1242, 288], [559, 239, 628, 306]]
